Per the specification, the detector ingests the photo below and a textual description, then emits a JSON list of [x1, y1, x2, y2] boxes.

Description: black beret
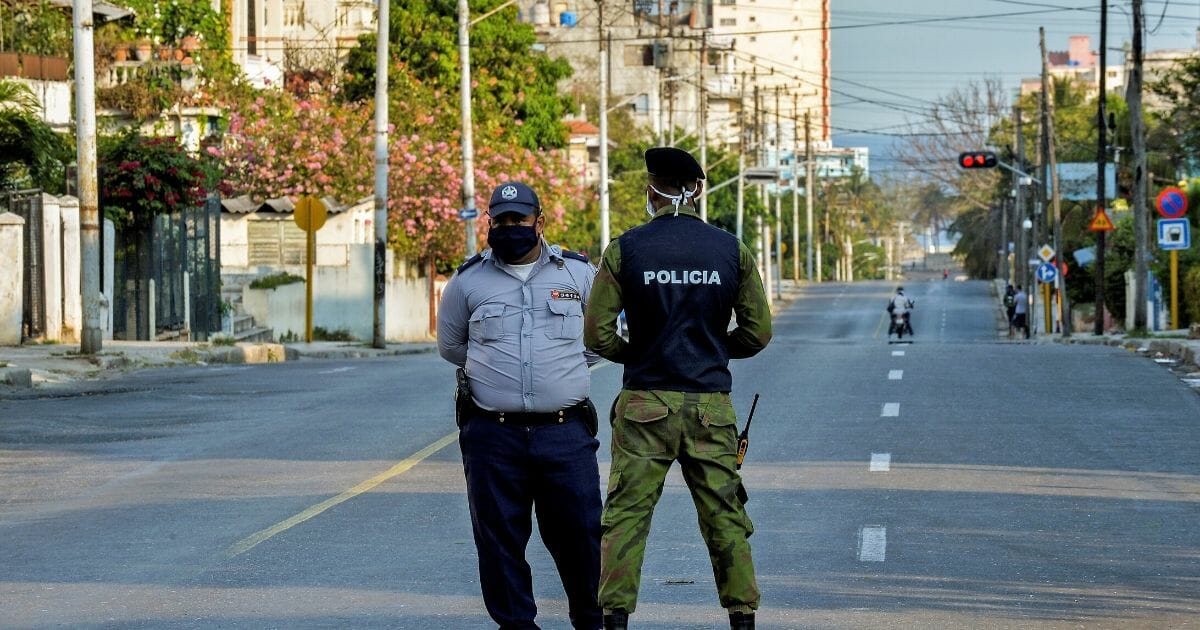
[[645, 147, 706, 181]]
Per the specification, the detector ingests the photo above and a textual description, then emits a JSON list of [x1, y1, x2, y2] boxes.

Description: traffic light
[[958, 151, 997, 169]]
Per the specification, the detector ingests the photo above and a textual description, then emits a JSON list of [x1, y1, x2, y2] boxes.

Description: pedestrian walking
[[437, 181, 603, 630], [1013, 284, 1030, 339], [1003, 284, 1017, 337], [583, 147, 773, 630]]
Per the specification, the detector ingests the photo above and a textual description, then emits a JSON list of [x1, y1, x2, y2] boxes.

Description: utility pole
[[805, 111, 815, 282], [598, 0, 610, 251], [1092, 5, 1107, 336], [699, 31, 708, 222], [791, 92, 800, 286], [773, 87, 782, 298], [458, 0, 477, 262], [1040, 27, 1068, 335], [373, 0, 391, 348], [1130, 0, 1149, 330], [1015, 107, 1026, 290], [74, 0, 101, 354], [656, 0, 665, 143], [736, 71, 746, 241]]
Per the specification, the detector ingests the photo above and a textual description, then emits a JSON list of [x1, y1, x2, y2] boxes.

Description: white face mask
[[647, 183, 699, 217]]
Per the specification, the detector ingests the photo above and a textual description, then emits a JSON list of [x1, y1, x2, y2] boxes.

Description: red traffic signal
[[958, 151, 997, 169]]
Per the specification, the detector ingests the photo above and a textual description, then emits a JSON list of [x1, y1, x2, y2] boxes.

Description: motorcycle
[[887, 301, 914, 340]]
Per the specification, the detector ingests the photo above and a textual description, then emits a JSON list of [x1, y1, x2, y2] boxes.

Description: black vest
[[617, 213, 741, 392]]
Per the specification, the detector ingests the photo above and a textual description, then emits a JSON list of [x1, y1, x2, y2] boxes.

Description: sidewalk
[[988, 278, 1200, 377], [0, 339, 436, 390]]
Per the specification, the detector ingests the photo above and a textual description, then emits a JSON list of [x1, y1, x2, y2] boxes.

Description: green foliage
[[119, 0, 227, 48], [96, 66, 186, 119], [98, 130, 218, 227], [949, 205, 997, 278], [0, 80, 71, 192], [1184, 265, 1200, 327], [248, 272, 305, 290], [210, 335, 237, 346], [1149, 54, 1200, 177], [0, 1, 71, 56], [341, 0, 573, 150], [311, 326, 355, 342]]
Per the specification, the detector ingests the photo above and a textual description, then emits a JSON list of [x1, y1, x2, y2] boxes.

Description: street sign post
[[1156, 186, 1188, 219], [294, 196, 328, 343], [1158, 218, 1191, 330], [1037, 244, 1055, 263]]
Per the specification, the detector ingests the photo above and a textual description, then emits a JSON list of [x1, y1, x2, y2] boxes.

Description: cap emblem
[[501, 185, 518, 201]]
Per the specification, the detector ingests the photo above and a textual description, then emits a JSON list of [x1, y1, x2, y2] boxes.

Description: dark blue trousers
[[459, 410, 603, 630]]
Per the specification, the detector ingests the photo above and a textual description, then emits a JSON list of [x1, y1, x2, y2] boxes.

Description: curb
[[0, 367, 32, 388], [1054, 335, 1200, 371]]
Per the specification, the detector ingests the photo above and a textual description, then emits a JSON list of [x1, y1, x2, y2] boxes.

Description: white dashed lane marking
[[888, 370, 903, 380], [859, 526, 887, 562], [869, 453, 891, 472], [318, 366, 357, 374], [881, 403, 900, 417], [891, 350, 905, 356]]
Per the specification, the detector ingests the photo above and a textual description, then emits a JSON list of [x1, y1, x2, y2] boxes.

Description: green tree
[[341, 0, 573, 150], [1150, 54, 1200, 177], [0, 80, 70, 192]]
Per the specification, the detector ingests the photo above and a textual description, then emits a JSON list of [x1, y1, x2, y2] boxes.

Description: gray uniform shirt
[[438, 241, 598, 413]]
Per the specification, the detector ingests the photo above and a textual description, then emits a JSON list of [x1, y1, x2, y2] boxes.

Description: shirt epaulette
[[561, 250, 589, 264], [457, 253, 483, 274]]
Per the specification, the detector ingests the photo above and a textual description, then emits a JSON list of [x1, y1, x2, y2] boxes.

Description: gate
[[1, 190, 45, 339], [112, 195, 221, 340]]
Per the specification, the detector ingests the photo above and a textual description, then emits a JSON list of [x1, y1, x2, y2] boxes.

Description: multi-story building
[[531, 0, 832, 167], [218, 0, 376, 87], [1020, 34, 1125, 97]]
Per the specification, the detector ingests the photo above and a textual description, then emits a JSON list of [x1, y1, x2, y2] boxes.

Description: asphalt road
[[2, 279, 1198, 629]]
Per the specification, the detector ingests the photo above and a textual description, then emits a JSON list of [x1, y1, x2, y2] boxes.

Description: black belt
[[472, 399, 592, 427]]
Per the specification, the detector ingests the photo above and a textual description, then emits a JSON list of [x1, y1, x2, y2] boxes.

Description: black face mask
[[488, 224, 539, 263]]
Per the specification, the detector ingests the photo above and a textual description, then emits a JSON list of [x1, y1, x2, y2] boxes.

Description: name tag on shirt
[[550, 290, 581, 301]]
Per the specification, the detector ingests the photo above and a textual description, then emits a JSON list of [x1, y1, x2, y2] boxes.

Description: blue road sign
[[1156, 187, 1188, 219], [1036, 262, 1058, 283], [458, 207, 479, 220], [1157, 218, 1191, 251]]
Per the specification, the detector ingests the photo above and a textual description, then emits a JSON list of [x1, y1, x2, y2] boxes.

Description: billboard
[[1055, 163, 1117, 201]]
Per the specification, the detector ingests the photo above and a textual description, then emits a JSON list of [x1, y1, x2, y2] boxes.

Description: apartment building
[[219, 0, 376, 87]]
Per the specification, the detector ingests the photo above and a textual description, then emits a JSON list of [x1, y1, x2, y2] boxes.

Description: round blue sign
[[1036, 262, 1058, 283]]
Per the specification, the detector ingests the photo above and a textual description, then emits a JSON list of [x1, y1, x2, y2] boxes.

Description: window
[[246, 0, 257, 55], [719, 17, 736, 26], [749, 36, 756, 42], [624, 44, 654, 67], [633, 94, 650, 114], [719, 0, 735, 4], [748, 15, 756, 22]]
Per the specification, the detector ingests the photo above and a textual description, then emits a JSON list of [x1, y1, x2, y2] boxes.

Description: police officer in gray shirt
[[438, 181, 603, 630]]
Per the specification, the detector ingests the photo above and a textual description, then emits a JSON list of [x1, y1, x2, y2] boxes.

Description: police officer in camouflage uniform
[[438, 181, 603, 630], [582, 148, 772, 630]]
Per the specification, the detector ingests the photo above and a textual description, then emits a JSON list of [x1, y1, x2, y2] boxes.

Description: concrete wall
[[242, 244, 434, 342], [220, 203, 374, 272], [0, 213, 24, 345]]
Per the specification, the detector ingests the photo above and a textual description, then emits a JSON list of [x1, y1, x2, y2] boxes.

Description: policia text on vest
[[643, 269, 723, 285]]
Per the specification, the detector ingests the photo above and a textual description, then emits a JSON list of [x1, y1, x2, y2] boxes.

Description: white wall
[[41, 194, 62, 341], [59, 197, 81, 341], [0, 213, 24, 345], [14, 78, 72, 130], [242, 244, 434, 342]]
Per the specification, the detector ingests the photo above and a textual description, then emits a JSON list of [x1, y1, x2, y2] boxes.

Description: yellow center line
[[874, 310, 886, 339], [224, 431, 459, 558]]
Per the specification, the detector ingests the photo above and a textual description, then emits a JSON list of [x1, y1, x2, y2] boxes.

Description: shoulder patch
[[561, 250, 589, 263], [456, 253, 483, 274]]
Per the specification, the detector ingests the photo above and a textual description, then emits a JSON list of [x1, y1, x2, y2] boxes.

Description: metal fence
[[1, 189, 45, 339], [112, 195, 221, 340]]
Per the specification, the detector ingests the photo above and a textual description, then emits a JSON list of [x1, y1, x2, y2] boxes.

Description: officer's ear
[[535, 211, 546, 236]]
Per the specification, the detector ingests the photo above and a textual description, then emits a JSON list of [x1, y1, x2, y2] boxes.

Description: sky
[[829, 0, 1200, 178]]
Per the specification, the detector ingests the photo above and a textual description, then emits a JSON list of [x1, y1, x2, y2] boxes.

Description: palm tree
[[0, 79, 68, 192]]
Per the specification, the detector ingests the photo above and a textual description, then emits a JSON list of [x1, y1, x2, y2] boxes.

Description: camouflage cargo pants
[[598, 389, 758, 614]]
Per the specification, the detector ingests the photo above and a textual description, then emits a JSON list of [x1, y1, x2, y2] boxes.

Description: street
[[2, 279, 1199, 629]]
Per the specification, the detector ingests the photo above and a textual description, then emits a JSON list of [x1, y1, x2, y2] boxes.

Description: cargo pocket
[[468, 304, 505, 342], [615, 392, 671, 456], [696, 400, 738, 453], [545, 298, 583, 339]]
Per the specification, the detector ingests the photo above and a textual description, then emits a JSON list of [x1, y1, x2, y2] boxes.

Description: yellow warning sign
[[1088, 208, 1115, 232]]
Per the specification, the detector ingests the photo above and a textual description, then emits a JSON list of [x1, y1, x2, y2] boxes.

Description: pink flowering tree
[[217, 80, 585, 270]]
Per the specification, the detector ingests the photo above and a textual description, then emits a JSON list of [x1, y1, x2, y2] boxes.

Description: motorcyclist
[[887, 287, 914, 336]]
